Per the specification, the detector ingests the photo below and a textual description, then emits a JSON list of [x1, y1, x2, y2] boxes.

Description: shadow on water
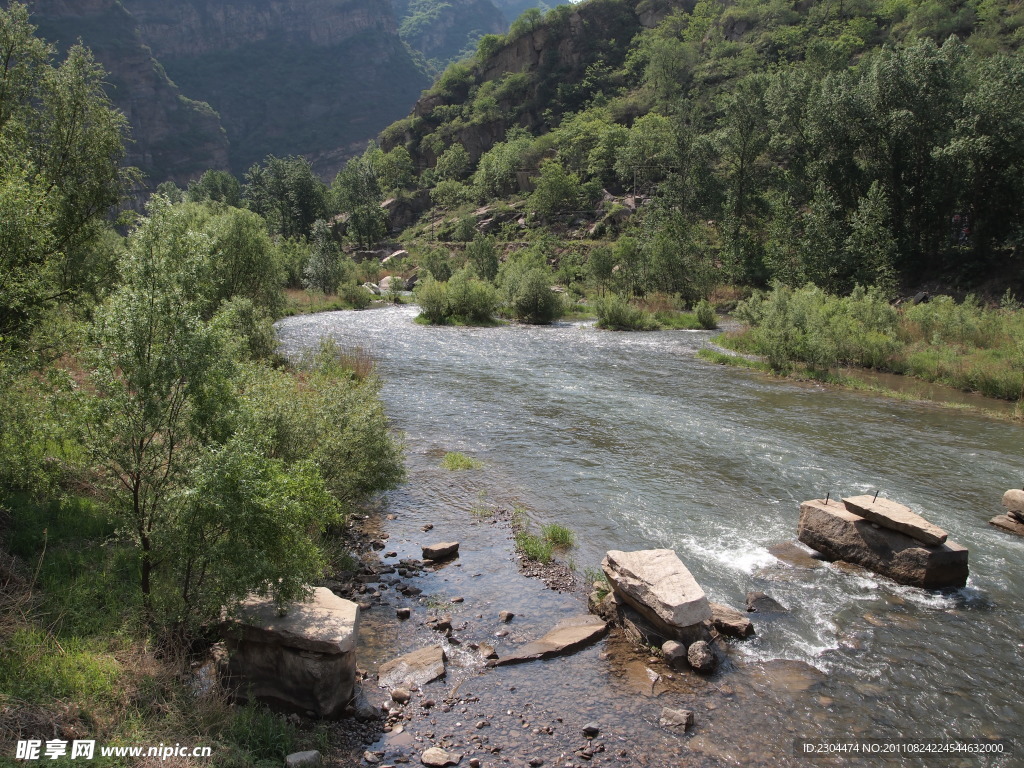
[[278, 306, 1023, 767]]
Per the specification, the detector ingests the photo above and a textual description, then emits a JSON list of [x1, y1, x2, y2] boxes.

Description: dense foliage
[[380, 0, 1024, 298]]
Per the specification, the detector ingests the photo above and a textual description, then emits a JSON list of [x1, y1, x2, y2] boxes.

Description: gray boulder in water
[[798, 499, 968, 589]]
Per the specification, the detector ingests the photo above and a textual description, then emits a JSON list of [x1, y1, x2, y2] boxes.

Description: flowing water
[[277, 305, 1023, 766]]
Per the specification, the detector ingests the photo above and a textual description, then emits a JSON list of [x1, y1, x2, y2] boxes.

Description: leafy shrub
[[499, 259, 564, 324], [446, 268, 499, 323], [695, 299, 717, 329], [415, 277, 449, 324], [595, 294, 658, 331]]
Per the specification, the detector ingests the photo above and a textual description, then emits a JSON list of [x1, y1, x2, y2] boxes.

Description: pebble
[[582, 723, 600, 738], [499, 611, 515, 623], [397, 607, 411, 620], [452, 596, 464, 603], [391, 689, 411, 704], [421, 524, 434, 531]]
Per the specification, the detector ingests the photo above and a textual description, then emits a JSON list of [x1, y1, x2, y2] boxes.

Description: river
[[277, 305, 1022, 766]]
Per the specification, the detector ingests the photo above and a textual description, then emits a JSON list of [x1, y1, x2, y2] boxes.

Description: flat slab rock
[[422, 542, 459, 560], [494, 615, 607, 666], [842, 495, 948, 546], [799, 499, 968, 589], [989, 514, 1024, 537], [602, 549, 711, 639], [227, 586, 358, 654], [379, 645, 446, 689]]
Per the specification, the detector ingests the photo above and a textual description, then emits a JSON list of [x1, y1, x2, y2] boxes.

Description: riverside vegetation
[[0, 5, 404, 763]]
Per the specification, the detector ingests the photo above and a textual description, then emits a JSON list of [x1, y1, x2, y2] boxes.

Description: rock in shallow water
[[989, 513, 1024, 536], [420, 747, 462, 766], [710, 602, 755, 637], [659, 707, 694, 732], [494, 614, 607, 666], [379, 645, 446, 689], [798, 499, 968, 589], [602, 549, 711, 641], [422, 542, 459, 560], [687, 640, 716, 673]]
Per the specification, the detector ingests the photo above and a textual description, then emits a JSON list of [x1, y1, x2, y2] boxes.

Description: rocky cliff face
[[20, 0, 230, 186], [122, 0, 431, 177], [394, 0, 506, 66]]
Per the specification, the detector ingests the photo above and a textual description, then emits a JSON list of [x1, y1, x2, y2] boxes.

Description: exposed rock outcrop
[[222, 587, 359, 718], [797, 499, 968, 589], [121, 0, 430, 176]]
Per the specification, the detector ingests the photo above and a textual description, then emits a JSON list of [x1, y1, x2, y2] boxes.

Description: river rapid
[[277, 305, 1022, 767]]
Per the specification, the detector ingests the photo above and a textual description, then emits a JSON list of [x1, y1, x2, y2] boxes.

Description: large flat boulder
[[799, 499, 968, 589], [378, 645, 446, 689], [494, 615, 607, 666], [842, 495, 948, 546], [223, 587, 359, 718], [602, 549, 711, 640], [989, 514, 1024, 536]]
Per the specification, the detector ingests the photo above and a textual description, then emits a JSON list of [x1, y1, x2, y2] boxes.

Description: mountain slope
[[122, 0, 431, 177], [17, 0, 229, 185], [395, 0, 507, 68]]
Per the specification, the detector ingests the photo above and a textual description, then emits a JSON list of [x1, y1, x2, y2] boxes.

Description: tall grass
[[727, 284, 1024, 401]]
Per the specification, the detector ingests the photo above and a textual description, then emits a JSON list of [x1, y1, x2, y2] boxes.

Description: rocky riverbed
[[299, 452, 897, 768]]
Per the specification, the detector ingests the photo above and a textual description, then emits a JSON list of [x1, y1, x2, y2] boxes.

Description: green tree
[[78, 198, 236, 618], [303, 219, 344, 294], [187, 170, 242, 207], [332, 154, 389, 248], [465, 234, 500, 282], [435, 143, 471, 181], [0, 3, 132, 343], [527, 159, 585, 220], [244, 155, 329, 239]]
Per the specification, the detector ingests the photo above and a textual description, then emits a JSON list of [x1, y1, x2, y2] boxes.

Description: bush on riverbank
[[726, 284, 1024, 401], [414, 270, 501, 325]]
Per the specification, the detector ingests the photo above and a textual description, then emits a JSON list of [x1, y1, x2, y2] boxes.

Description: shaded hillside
[[122, 0, 431, 177], [17, 0, 229, 185], [395, 0, 507, 70]]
